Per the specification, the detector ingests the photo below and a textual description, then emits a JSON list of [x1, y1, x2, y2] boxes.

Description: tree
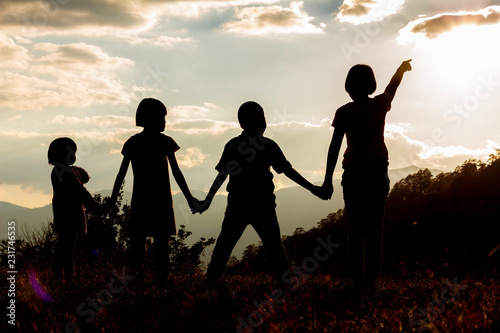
[[169, 225, 215, 272]]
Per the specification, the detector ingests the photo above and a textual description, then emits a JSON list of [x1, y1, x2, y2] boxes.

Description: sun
[[398, 23, 500, 95]]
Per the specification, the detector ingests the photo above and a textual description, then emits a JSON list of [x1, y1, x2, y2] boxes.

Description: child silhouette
[[110, 98, 199, 282], [48, 137, 104, 281], [199, 101, 323, 287], [321, 60, 412, 298]]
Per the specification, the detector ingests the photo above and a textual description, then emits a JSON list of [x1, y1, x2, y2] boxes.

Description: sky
[[1, 0, 500, 208]]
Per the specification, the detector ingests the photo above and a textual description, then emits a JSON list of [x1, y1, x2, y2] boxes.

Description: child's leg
[[207, 211, 247, 284], [154, 234, 171, 281], [128, 233, 147, 282], [252, 211, 289, 285], [364, 172, 390, 288], [342, 175, 367, 290], [344, 200, 365, 290], [55, 232, 78, 281]]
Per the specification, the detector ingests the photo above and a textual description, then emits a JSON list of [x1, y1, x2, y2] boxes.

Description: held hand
[[191, 197, 211, 214], [399, 59, 412, 72], [311, 186, 328, 200], [311, 185, 331, 200], [321, 182, 334, 200]]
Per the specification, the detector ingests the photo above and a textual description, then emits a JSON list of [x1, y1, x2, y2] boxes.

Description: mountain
[[0, 166, 442, 260]]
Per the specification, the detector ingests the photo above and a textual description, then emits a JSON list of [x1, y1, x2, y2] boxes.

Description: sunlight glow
[[398, 23, 500, 93]]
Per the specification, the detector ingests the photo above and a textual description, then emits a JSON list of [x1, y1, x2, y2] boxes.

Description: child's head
[[238, 101, 266, 134], [48, 137, 77, 166], [345, 64, 376, 100], [136, 98, 167, 132]]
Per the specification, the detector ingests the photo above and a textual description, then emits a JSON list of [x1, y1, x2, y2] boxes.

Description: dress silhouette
[[110, 98, 198, 282]]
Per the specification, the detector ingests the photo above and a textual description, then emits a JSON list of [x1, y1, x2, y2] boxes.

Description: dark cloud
[[337, 0, 374, 18], [0, 0, 148, 31], [411, 6, 500, 38]]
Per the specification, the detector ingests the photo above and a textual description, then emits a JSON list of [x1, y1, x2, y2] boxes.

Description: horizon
[[1, 0, 500, 209]]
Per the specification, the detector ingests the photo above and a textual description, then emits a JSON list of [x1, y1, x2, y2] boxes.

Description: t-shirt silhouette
[[122, 131, 180, 235], [216, 131, 292, 209], [333, 92, 391, 169]]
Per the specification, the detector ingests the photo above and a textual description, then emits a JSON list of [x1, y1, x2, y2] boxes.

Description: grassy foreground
[[2, 261, 498, 333]]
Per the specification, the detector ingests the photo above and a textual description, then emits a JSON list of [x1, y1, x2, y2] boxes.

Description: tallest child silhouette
[[321, 60, 412, 299], [110, 98, 199, 283]]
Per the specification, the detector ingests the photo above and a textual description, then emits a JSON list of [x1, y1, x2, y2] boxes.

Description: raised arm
[[384, 59, 412, 102], [111, 156, 130, 204], [321, 127, 345, 199]]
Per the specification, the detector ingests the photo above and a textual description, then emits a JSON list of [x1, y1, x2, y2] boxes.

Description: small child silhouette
[[110, 98, 199, 282], [198, 101, 323, 287], [48, 137, 104, 281], [321, 60, 412, 298]]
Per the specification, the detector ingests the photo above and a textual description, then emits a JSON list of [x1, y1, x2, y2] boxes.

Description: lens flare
[[28, 269, 53, 303]]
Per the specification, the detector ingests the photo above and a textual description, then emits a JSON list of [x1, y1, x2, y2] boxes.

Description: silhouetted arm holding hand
[[168, 152, 199, 212], [110, 156, 130, 207], [321, 128, 345, 200], [197, 171, 228, 214], [284, 167, 324, 199], [384, 59, 412, 102]]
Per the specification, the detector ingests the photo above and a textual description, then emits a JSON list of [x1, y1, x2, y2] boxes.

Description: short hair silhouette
[[48, 137, 77, 165], [136, 98, 167, 127], [345, 64, 377, 96], [237, 101, 266, 133]]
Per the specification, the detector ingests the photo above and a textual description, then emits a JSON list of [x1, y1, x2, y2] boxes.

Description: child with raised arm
[[199, 101, 323, 287], [321, 60, 412, 298], [49, 137, 104, 281], [110, 98, 199, 283]]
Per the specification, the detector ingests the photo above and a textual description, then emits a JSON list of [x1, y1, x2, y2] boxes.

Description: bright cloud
[[0, 34, 30, 69], [0, 42, 136, 110], [169, 119, 239, 135], [222, 2, 323, 35], [169, 103, 223, 119], [48, 115, 134, 127], [336, 0, 405, 24], [176, 147, 209, 168], [384, 123, 500, 170]]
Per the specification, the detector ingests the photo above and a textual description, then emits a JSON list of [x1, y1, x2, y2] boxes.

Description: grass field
[[2, 258, 498, 333]]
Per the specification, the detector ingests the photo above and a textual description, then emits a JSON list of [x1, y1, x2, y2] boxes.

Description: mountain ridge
[[0, 166, 442, 259]]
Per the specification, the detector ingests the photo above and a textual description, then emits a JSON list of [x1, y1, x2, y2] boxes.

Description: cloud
[[176, 147, 209, 168], [168, 103, 223, 119], [0, 34, 30, 69], [336, 0, 405, 24], [0, 42, 137, 110], [0, 0, 149, 34], [222, 1, 323, 35], [399, 5, 500, 40], [48, 115, 134, 127], [384, 123, 500, 170], [169, 119, 240, 135], [33, 42, 134, 72]]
